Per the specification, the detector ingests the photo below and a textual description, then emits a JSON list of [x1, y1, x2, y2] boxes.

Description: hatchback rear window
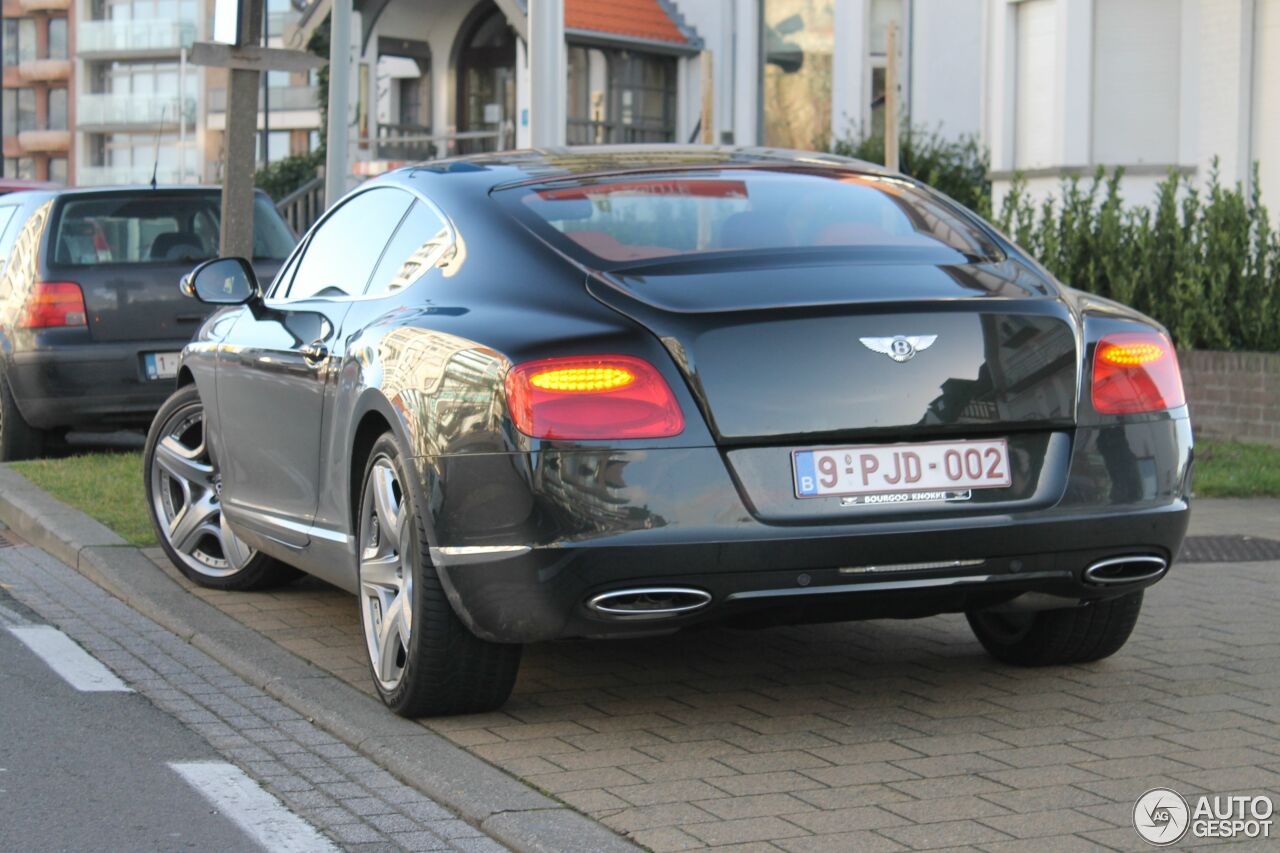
[[503, 169, 1000, 267], [51, 194, 295, 265]]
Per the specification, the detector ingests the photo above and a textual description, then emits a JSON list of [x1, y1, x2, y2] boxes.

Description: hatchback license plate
[[794, 439, 1011, 499], [144, 351, 181, 380]]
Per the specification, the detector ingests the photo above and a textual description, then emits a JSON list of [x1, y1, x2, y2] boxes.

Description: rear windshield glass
[[505, 169, 1000, 267], [51, 194, 295, 266]]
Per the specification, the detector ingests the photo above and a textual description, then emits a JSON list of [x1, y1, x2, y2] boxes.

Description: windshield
[[51, 193, 296, 266], [504, 169, 1001, 267]]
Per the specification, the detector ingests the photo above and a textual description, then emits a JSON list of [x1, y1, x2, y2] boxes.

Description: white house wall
[[1091, 0, 1180, 166], [1257, 0, 1280, 211], [908, 0, 984, 139]]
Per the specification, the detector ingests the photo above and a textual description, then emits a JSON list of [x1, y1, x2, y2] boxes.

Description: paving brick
[[977, 808, 1112, 839], [682, 816, 810, 846], [695, 793, 815, 821], [609, 778, 731, 807], [883, 795, 1010, 825], [781, 805, 907, 834], [775, 830, 907, 852], [878, 818, 1012, 849]]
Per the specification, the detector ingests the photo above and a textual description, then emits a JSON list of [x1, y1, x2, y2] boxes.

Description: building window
[[49, 157, 68, 184], [49, 18, 69, 60], [566, 46, 676, 145], [762, 0, 834, 150], [3, 158, 37, 179], [2, 18, 37, 66], [259, 130, 291, 162], [3, 89, 38, 134], [49, 89, 69, 131]]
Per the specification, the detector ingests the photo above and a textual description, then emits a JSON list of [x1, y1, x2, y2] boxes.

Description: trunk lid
[[588, 256, 1079, 443]]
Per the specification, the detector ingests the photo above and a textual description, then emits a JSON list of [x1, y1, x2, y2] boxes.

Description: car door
[[215, 186, 414, 552]]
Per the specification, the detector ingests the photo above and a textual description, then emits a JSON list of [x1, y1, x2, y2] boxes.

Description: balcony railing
[[78, 18, 196, 54], [76, 163, 192, 186], [208, 85, 319, 113], [78, 93, 197, 128]]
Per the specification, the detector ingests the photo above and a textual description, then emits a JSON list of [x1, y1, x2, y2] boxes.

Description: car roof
[[388, 145, 889, 193]]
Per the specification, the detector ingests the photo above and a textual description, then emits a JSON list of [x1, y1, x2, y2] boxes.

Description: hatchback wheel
[[144, 384, 297, 590], [966, 591, 1143, 666], [357, 433, 521, 716]]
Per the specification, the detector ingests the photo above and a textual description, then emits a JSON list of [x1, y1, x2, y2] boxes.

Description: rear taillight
[[505, 355, 685, 439], [19, 281, 87, 329], [1091, 332, 1185, 414]]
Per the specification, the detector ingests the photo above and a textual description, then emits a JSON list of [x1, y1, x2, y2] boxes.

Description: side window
[[285, 187, 412, 300], [364, 201, 450, 297]]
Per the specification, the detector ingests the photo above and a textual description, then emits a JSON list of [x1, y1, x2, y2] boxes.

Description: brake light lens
[[19, 282, 87, 329], [505, 355, 685, 439], [1091, 332, 1185, 414]]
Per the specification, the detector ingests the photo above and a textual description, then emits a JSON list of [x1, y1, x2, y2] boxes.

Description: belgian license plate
[[794, 439, 1012, 500], [144, 352, 181, 380]]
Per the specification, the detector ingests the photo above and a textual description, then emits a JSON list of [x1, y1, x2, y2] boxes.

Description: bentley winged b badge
[[859, 335, 938, 363]]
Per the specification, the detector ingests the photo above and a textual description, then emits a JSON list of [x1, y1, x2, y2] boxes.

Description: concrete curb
[[0, 465, 638, 853]]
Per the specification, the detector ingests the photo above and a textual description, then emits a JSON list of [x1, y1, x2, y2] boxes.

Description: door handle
[[300, 342, 328, 363]]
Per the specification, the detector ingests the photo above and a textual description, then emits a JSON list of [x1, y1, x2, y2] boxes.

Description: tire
[[356, 433, 521, 717], [144, 383, 298, 590], [0, 368, 45, 461], [966, 591, 1144, 666]]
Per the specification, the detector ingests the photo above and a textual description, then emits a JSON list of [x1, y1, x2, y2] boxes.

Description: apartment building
[[203, 0, 323, 180], [2, 0, 74, 183]]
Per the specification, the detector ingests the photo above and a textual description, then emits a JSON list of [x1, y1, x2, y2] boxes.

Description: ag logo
[[1134, 788, 1190, 845]]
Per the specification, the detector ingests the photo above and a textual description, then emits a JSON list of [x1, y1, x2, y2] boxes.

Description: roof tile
[[566, 0, 688, 45]]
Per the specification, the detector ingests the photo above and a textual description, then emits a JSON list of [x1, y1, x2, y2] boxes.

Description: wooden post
[[885, 21, 899, 172], [220, 0, 265, 258], [700, 49, 714, 145]]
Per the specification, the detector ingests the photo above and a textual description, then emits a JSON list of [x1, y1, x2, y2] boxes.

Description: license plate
[[144, 352, 182, 380], [794, 439, 1012, 499]]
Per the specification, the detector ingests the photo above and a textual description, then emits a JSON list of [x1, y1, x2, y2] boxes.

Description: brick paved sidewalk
[[0, 540, 505, 853], [142, 537, 1280, 851]]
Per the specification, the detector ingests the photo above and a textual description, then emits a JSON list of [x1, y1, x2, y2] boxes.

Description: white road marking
[[7, 625, 132, 692], [169, 762, 337, 853]]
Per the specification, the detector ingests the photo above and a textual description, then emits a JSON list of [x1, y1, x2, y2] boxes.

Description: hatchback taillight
[[1091, 332, 1185, 414], [505, 355, 685, 439], [20, 281, 87, 329]]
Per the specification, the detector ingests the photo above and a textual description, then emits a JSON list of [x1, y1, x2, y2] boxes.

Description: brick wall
[[1180, 350, 1280, 448]]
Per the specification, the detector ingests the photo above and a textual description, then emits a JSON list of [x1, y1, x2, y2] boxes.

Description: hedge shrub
[[994, 164, 1280, 352]]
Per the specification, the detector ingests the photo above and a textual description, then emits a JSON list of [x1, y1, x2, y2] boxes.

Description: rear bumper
[[419, 416, 1193, 644], [6, 341, 183, 429]]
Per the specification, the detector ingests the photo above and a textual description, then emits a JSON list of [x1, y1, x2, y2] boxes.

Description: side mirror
[[181, 257, 261, 306]]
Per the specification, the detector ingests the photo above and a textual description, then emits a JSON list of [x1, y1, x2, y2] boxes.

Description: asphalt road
[[0, 591, 267, 853]]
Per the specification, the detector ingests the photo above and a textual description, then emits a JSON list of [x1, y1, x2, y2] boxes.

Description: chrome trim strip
[[725, 571, 1068, 601], [429, 545, 532, 565], [838, 558, 986, 575]]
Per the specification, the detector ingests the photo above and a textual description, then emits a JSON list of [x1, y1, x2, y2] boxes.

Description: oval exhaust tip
[[1083, 555, 1168, 585], [587, 587, 712, 619]]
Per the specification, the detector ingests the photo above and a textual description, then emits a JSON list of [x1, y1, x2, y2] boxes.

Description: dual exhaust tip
[[587, 587, 711, 620], [1083, 554, 1168, 585]]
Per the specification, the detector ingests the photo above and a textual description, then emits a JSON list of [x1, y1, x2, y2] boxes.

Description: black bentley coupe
[[145, 147, 1191, 716]]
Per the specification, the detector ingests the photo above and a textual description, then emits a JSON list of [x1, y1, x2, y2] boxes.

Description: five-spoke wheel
[[144, 384, 296, 590], [359, 458, 415, 691], [356, 434, 521, 716]]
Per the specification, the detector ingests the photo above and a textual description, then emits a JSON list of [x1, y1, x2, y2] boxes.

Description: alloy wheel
[[359, 458, 414, 691], [150, 401, 255, 578]]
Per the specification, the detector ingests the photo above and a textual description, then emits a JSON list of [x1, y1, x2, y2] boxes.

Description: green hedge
[[994, 164, 1280, 352]]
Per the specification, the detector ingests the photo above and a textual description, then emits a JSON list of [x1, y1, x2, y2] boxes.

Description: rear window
[[51, 194, 295, 266], [504, 169, 1000, 267]]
